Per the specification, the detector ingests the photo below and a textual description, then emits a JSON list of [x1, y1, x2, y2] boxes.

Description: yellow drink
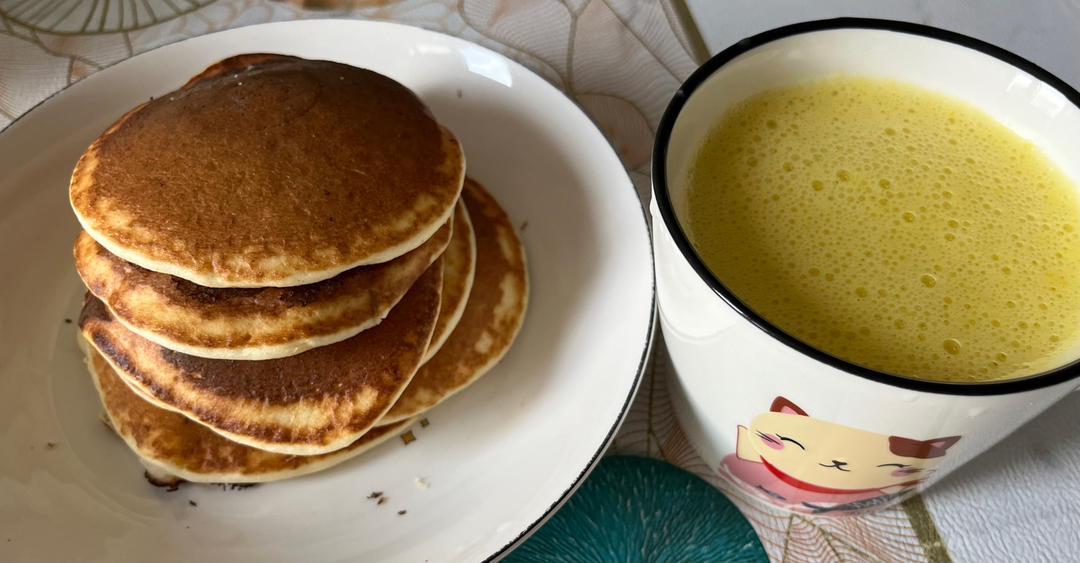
[[687, 77, 1080, 382]]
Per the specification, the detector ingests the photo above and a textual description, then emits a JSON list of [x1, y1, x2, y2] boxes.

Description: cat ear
[[889, 435, 961, 458], [770, 396, 808, 416], [926, 436, 961, 452]]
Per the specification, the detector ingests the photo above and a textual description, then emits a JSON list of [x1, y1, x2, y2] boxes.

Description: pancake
[[73, 217, 452, 361], [79, 260, 443, 456], [82, 341, 411, 484], [182, 52, 295, 86], [69, 54, 465, 287], [381, 178, 528, 424], [424, 200, 476, 362]]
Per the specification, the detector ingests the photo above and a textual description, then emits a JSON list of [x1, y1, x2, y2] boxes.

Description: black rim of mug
[[652, 17, 1080, 396]]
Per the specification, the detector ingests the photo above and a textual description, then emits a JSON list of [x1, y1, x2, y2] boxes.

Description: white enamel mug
[[651, 18, 1080, 515]]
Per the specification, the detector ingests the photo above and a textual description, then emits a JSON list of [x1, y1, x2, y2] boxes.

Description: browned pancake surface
[[182, 53, 295, 85], [382, 178, 527, 422], [70, 54, 464, 287], [74, 217, 451, 359], [87, 346, 408, 482], [80, 261, 443, 455]]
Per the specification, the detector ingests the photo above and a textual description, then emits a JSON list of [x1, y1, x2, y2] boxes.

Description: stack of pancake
[[69, 54, 528, 485]]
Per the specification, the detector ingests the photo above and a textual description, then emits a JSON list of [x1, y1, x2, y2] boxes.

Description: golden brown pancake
[[381, 178, 528, 424], [424, 200, 476, 362], [82, 341, 411, 484], [69, 54, 465, 287], [182, 53, 294, 86], [79, 260, 443, 456], [73, 217, 452, 361]]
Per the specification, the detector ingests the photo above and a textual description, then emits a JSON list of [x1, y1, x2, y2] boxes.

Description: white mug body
[[651, 19, 1080, 516]]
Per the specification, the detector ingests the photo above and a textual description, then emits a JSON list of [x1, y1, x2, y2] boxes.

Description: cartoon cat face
[[746, 397, 960, 491]]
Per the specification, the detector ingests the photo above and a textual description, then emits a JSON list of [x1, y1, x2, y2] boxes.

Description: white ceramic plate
[[0, 20, 654, 562]]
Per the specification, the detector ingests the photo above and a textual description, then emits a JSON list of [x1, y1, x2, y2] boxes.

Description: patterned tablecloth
[[3, 1, 1074, 561]]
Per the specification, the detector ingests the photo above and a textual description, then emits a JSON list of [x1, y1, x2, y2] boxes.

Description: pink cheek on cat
[[891, 468, 921, 478], [759, 434, 784, 450]]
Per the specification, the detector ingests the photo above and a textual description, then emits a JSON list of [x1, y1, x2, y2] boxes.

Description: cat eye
[[776, 434, 805, 450]]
